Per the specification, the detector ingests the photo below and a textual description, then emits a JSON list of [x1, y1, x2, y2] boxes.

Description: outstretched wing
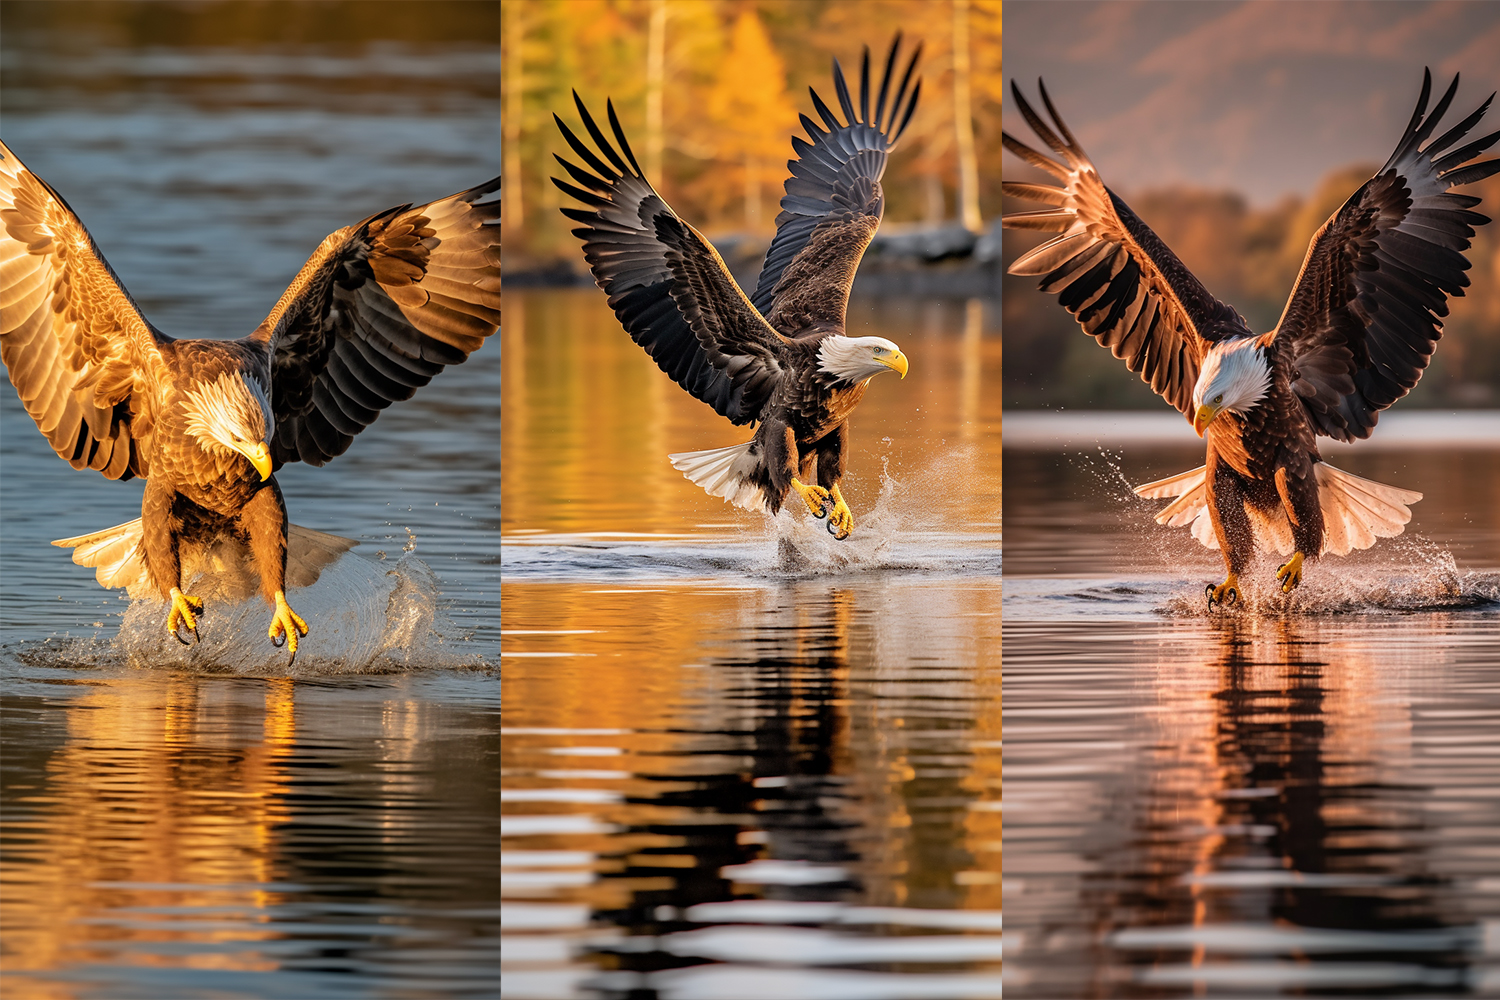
[[1002, 81, 1248, 419], [553, 95, 788, 426], [749, 35, 922, 332], [1271, 70, 1500, 441], [0, 139, 172, 480], [250, 176, 501, 467]]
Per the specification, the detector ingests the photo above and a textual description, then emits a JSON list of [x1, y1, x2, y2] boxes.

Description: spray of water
[[1156, 540, 1500, 618], [1066, 451, 1500, 617], [753, 443, 997, 578], [19, 551, 488, 674]]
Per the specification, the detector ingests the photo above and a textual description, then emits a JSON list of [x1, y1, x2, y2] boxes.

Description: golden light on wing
[[0, 139, 171, 480], [252, 176, 501, 468], [1001, 82, 1245, 420]]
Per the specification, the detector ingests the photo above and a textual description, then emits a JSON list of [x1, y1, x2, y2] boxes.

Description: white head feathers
[[816, 335, 907, 383], [1193, 338, 1271, 418], [183, 371, 273, 457]]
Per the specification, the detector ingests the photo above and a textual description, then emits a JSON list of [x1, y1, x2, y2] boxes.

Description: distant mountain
[[1003, 0, 1500, 205]]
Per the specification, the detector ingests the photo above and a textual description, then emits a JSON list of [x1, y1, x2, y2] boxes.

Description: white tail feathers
[[1134, 465, 1220, 549], [1133, 462, 1422, 556], [668, 442, 767, 512], [53, 520, 151, 593], [1314, 463, 1422, 555], [52, 520, 359, 600]]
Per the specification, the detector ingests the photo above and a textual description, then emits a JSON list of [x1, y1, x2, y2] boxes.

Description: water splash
[[1061, 448, 1500, 618], [1159, 546, 1500, 618], [759, 443, 998, 578], [500, 444, 1001, 583], [19, 552, 487, 674]]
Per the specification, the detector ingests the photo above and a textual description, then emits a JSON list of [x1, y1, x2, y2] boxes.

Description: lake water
[[0, 12, 499, 998], [502, 289, 1003, 999], [1003, 412, 1500, 998]]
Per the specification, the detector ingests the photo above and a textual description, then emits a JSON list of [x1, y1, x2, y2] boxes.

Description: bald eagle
[[1003, 72, 1500, 604], [552, 36, 920, 539], [0, 139, 499, 659]]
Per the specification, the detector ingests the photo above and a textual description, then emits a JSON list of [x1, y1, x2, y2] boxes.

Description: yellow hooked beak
[[1193, 404, 1219, 437], [240, 441, 273, 481], [878, 350, 909, 379]]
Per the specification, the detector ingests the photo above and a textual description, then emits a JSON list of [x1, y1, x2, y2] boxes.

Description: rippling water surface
[[1004, 418, 1500, 998], [502, 289, 1002, 998], [1, 7, 499, 996]]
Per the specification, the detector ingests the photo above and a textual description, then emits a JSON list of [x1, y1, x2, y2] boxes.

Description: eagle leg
[[812, 423, 853, 539], [1276, 552, 1305, 594], [1205, 573, 1240, 609], [168, 587, 204, 644], [790, 477, 835, 520], [826, 483, 854, 540], [1204, 459, 1254, 610], [268, 590, 309, 663]]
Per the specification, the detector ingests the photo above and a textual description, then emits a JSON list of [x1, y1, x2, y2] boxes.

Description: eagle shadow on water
[[1003, 70, 1500, 608], [0, 139, 500, 662], [552, 35, 921, 542]]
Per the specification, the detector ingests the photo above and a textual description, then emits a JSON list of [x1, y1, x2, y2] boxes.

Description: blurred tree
[[504, 1, 528, 234], [645, 0, 667, 181], [952, 0, 981, 233], [504, 0, 1004, 266], [704, 9, 796, 231]]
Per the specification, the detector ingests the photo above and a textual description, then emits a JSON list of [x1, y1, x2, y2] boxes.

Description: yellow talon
[[790, 477, 833, 519], [167, 587, 205, 644], [1277, 551, 1305, 593], [826, 484, 854, 540], [269, 590, 309, 662], [1205, 573, 1239, 609]]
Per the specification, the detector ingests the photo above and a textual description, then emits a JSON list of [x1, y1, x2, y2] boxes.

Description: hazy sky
[[1003, 0, 1500, 204]]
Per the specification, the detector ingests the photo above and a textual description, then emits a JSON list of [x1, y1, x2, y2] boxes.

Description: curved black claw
[[272, 632, 286, 649], [172, 626, 193, 646], [1205, 584, 1239, 609]]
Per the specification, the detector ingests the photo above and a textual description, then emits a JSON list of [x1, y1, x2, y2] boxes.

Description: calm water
[[1004, 415, 1500, 998], [502, 289, 1002, 999], [1, 14, 499, 997]]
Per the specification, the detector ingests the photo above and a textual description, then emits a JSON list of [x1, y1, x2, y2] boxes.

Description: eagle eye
[[1213, 393, 1223, 404]]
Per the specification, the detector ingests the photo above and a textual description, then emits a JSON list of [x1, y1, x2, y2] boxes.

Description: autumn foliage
[[503, 0, 1003, 265]]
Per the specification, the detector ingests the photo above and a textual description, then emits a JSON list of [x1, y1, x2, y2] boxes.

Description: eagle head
[[183, 371, 275, 480], [816, 336, 909, 384], [1192, 338, 1271, 436]]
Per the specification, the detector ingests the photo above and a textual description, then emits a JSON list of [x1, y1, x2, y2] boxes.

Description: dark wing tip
[[874, 32, 901, 131], [605, 98, 645, 178], [895, 78, 921, 142], [859, 45, 871, 125], [888, 39, 922, 140], [832, 56, 857, 124], [810, 84, 841, 132]]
